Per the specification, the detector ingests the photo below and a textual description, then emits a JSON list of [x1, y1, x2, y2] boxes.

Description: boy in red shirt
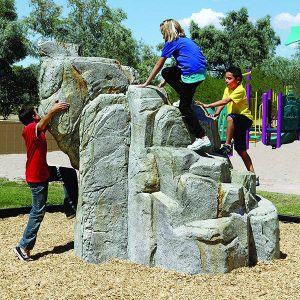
[[14, 102, 78, 261]]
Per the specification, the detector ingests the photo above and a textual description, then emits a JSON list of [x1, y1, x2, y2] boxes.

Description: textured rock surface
[[39, 43, 280, 275], [38, 42, 136, 169], [248, 196, 280, 262], [74, 95, 130, 262]]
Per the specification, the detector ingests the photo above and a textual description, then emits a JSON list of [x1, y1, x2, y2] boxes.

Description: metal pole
[[276, 93, 282, 148], [267, 89, 272, 129], [262, 93, 268, 145], [254, 91, 258, 136], [266, 89, 273, 144]]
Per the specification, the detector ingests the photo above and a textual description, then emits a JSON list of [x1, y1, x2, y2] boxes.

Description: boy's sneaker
[[66, 212, 76, 219], [187, 136, 211, 151], [256, 176, 260, 187], [14, 246, 32, 261], [217, 144, 232, 156], [172, 100, 180, 107]]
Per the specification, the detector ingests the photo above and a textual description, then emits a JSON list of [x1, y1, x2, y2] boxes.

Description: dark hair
[[18, 106, 36, 125], [226, 66, 243, 83]]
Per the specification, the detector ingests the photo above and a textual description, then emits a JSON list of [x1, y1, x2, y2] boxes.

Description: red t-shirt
[[23, 122, 50, 182]]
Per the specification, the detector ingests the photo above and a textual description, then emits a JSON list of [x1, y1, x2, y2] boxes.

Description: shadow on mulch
[[0, 204, 64, 218], [280, 251, 288, 259], [31, 241, 74, 260]]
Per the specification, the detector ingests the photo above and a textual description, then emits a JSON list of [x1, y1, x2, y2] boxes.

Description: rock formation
[[38, 42, 280, 274]]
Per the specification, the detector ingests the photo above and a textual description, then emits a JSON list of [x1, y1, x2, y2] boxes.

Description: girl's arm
[[139, 57, 167, 87], [157, 79, 167, 88]]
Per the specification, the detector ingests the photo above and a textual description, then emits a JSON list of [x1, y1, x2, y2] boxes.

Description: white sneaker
[[187, 136, 211, 151], [14, 246, 33, 261], [172, 100, 180, 107]]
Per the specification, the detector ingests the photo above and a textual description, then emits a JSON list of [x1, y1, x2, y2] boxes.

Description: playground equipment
[[258, 26, 300, 148], [193, 65, 300, 150], [261, 89, 300, 148], [191, 27, 300, 151], [210, 68, 300, 149]]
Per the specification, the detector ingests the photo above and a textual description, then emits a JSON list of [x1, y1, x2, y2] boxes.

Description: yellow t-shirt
[[222, 84, 253, 121]]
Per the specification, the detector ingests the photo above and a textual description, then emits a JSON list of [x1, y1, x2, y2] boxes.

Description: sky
[[15, 0, 300, 66]]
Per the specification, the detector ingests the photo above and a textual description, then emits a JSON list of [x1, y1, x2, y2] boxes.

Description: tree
[[135, 42, 160, 84], [294, 43, 300, 59], [0, 62, 15, 119], [26, 0, 141, 68], [12, 64, 39, 106], [25, 0, 63, 39], [0, 0, 30, 119], [190, 8, 280, 75], [259, 56, 300, 97]]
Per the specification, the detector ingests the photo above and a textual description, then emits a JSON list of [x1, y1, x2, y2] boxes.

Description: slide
[[270, 132, 299, 147]]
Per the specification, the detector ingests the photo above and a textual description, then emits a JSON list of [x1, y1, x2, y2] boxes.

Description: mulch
[[1, 212, 300, 300]]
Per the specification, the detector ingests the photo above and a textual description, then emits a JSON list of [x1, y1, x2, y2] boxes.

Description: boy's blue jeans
[[19, 166, 78, 250]]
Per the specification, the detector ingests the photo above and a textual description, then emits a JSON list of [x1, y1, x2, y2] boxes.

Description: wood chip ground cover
[[1, 213, 299, 300]]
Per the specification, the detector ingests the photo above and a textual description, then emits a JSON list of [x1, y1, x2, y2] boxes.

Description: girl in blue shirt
[[139, 19, 211, 151]]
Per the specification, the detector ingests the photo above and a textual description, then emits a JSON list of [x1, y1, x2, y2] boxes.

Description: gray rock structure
[[39, 42, 280, 275]]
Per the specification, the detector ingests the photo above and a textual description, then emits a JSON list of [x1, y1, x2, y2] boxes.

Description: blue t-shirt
[[161, 37, 206, 76]]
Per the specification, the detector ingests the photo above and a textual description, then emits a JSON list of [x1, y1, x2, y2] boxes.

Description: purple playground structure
[[261, 89, 300, 149]]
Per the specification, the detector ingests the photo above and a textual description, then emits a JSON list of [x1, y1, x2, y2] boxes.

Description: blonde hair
[[160, 19, 185, 42]]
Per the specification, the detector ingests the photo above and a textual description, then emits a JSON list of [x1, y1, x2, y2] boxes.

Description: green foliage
[[250, 67, 285, 95], [195, 75, 226, 103], [26, 0, 63, 39], [26, 0, 147, 68], [258, 56, 300, 98], [258, 190, 300, 216], [0, 19, 29, 64], [0, 0, 28, 64], [245, 66, 286, 119], [295, 43, 300, 59], [0, 0, 17, 21], [12, 64, 40, 108], [0, 0, 31, 119], [0, 60, 14, 119], [0, 178, 64, 208], [136, 42, 160, 83], [190, 7, 280, 75], [0, 63, 39, 119]]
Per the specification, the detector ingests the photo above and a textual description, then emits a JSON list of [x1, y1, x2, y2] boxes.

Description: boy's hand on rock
[[52, 102, 70, 113], [200, 102, 210, 109], [196, 101, 210, 108]]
